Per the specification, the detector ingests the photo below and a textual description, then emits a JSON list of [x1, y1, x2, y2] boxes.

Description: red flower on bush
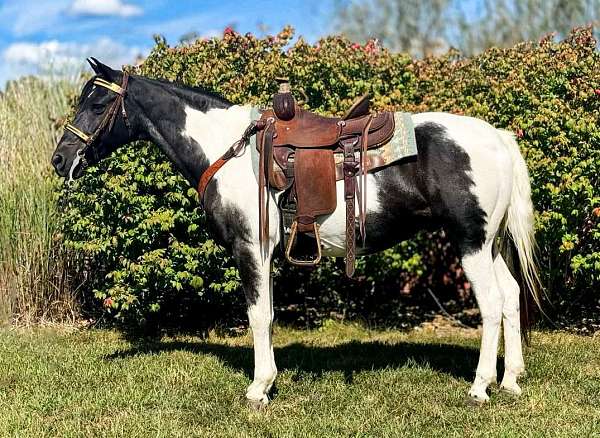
[[594, 89, 600, 96], [351, 43, 361, 50], [103, 297, 114, 308], [516, 128, 524, 138], [223, 26, 234, 36], [364, 39, 379, 54]]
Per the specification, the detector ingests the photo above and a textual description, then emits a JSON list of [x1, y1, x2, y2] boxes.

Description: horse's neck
[[130, 78, 250, 188], [180, 104, 254, 165]]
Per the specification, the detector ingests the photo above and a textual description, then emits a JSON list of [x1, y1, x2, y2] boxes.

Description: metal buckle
[[285, 220, 322, 266]]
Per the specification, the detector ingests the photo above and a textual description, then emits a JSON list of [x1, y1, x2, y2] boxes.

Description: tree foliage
[[335, 0, 451, 56], [335, 0, 600, 56]]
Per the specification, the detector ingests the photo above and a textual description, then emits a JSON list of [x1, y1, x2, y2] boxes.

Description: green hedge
[[58, 27, 599, 331]]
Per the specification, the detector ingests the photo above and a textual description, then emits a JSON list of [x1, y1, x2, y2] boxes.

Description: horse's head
[[52, 58, 133, 180]]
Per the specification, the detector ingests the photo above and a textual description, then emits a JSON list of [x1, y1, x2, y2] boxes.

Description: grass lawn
[[0, 321, 599, 437]]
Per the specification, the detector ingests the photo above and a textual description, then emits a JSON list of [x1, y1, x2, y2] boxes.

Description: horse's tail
[[497, 129, 543, 338]]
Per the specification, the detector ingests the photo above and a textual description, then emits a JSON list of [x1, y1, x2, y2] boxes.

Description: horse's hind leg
[[494, 254, 525, 395], [461, 243, 504, 403]]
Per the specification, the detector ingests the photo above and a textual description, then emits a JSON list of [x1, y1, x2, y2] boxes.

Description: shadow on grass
[[106, 339, 490, 383]]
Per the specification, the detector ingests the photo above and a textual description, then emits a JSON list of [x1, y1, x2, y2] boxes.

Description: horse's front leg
[[238, 248, 276, 408]]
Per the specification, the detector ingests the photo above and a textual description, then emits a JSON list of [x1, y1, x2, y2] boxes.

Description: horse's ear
[[87, 57, 97, 70], [87, 57, 118, 81]]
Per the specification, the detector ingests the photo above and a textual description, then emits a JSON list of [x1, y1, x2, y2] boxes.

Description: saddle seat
[[256, 81, 396, 276], [261, 105, 393, 148]]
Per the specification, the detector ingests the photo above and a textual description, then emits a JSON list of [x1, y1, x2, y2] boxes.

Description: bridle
[[64, 72, 131, 181]]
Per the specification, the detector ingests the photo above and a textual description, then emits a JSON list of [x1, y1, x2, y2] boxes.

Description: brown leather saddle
[[256, 79, 395, 276]]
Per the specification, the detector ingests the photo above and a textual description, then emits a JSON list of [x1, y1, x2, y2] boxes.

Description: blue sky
[[0, 0, 335, 88]]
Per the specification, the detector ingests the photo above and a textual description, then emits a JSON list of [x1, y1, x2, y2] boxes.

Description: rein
[[64, 73, 131, 180]]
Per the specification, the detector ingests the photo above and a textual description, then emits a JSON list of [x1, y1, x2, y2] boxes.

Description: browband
[[93, 77, 125, 95], [64, 73, 129, 145]]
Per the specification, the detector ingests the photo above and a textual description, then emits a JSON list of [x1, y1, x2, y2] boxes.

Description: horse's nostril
[[52, 153, 63, 167]]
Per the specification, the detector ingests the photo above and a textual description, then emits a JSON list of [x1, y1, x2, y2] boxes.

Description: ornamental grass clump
[[0, 77, 80, 324]]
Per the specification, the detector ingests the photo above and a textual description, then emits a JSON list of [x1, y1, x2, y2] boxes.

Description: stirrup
[[285, 220, 322, 266]]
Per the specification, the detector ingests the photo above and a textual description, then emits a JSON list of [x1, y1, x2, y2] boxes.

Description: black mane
[[140, 76, 232, 112]]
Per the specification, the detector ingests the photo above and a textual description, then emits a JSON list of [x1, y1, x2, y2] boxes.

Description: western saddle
[[197, 78, 395, 277], [256, 79, 395, 276]]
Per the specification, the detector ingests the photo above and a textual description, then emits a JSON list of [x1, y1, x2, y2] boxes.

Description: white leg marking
[[495, 254, 525, 396], [463, 244, 503, 403], [182, 105, 283, 406], [245, 258, 277, 407]]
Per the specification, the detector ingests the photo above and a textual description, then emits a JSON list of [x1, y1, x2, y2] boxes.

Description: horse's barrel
[[273, 77, 295, 121]]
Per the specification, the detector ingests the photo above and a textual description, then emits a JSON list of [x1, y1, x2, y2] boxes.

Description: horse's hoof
[[247, 397, 269, 411], [466, 392, 489, 406], [500, 382, 522, 397]]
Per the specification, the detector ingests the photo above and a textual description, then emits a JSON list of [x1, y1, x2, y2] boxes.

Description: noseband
[[64, 73, 131, 179]]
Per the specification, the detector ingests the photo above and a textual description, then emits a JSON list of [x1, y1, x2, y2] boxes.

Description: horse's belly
[[317, 175, 382, 257]]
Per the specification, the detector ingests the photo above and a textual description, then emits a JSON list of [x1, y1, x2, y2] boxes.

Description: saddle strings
[[357, 115, 373, 244]]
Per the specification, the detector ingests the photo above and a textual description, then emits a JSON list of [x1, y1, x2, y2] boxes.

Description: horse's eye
[[92, 103, 106, 114]]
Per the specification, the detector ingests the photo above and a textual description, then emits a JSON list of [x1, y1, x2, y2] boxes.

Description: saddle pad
[[333, 112, 417, 169]]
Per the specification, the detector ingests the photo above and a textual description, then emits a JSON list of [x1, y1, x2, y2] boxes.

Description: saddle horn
[[273, 77, 295, 121]]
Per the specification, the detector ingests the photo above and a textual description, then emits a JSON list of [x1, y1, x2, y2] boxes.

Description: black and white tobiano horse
[[52, 60, 541, 407]]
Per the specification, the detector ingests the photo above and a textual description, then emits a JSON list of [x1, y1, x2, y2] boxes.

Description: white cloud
[[1, 38, 146, 87], [70, 0, 142, 17], [0, 0, 142, 38], [0, 0, 70, 37]]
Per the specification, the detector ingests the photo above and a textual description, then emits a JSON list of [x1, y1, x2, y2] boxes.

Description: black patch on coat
[[125, 77, 260, 303], [363, 122, 487, 256]]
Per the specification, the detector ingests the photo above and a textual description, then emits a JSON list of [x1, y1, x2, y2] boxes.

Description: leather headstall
[[64, 73, 131, 166]]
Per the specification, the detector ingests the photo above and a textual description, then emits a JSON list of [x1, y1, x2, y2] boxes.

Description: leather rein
[[64, 73, 131, 180]]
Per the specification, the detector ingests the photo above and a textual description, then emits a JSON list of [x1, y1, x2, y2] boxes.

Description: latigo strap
[[258, 120, 275, 258]]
